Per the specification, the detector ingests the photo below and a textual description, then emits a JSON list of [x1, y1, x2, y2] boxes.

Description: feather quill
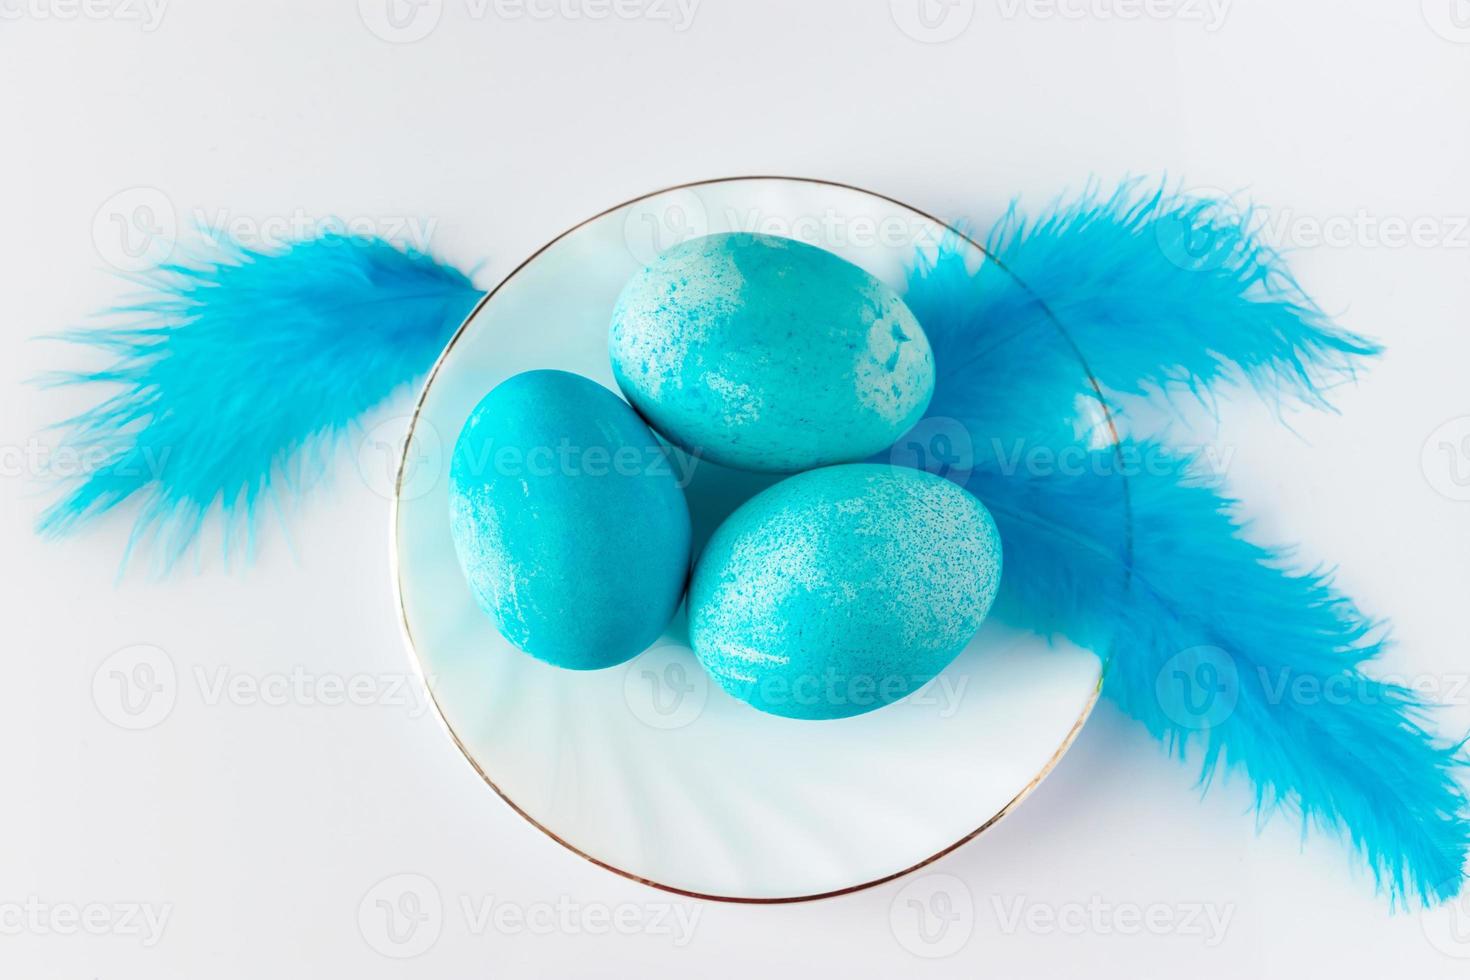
[[37, 232, 483, 567]]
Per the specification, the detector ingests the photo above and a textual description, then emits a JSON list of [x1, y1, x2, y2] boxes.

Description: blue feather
[[902, 181, 1469, 905], [37, 232, 483, 568], [969, 448, 1469, 907], [926, 179, 1382, 433]]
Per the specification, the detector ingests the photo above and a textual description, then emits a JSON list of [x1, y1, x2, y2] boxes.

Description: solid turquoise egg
[[687, 464, 1002, 720], [609, 232, 935, 472], [448, 370, 692, 670]]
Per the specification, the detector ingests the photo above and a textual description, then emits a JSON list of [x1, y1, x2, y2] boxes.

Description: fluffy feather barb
[[37, 233, 483, 568], [977, 180, 1383, 410]]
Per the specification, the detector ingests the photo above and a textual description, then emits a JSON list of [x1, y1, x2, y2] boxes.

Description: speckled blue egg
[[448, 370, 692, 670], [609, 233, 935, 472], [688, 464, 1002, 720]]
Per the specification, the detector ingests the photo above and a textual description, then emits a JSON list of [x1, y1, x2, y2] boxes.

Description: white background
[[3, 1, 1469, 977]]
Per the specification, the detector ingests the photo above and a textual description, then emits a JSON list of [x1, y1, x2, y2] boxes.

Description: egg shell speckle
[[609, 232, 935, 472], [687, 464, 1003, 720], [448, 369, 692, 670]]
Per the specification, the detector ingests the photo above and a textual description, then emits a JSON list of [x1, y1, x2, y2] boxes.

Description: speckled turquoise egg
[[448, 370, 692, 670], [609, 232, 935, 472], [688, 464, 1002, 720]]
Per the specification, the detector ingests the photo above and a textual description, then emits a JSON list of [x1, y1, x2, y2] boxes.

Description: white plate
[[392, 177, 1105, 902]]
